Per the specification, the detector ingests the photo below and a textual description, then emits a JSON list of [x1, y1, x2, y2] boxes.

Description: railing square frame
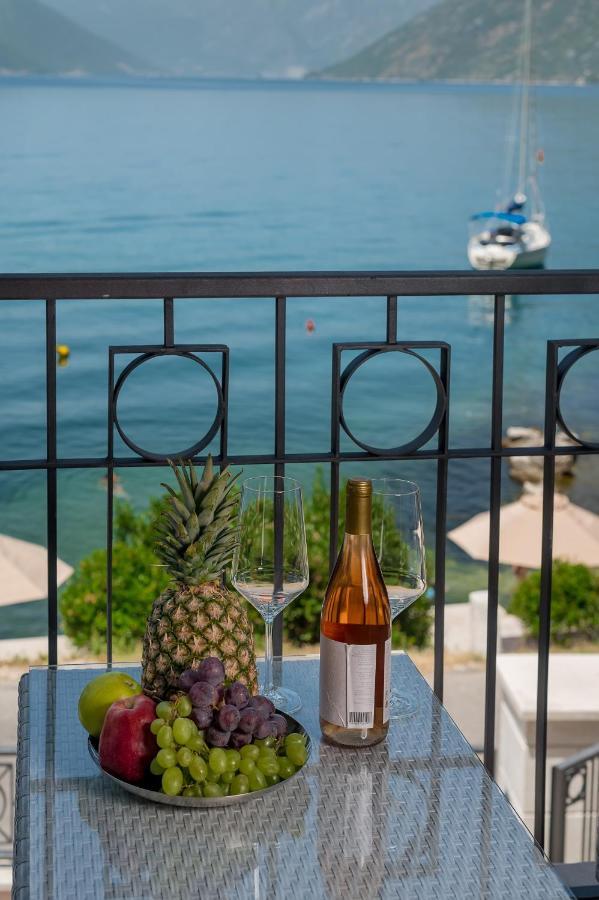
[[329, 336, 451, 704], [106, 339, 230, 664]]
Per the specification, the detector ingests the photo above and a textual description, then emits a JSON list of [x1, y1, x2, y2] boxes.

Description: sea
[[1, 76, 598, 638]]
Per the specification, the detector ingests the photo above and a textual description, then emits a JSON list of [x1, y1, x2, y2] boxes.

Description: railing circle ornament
[[556, 344, 599, 450], [339, 347, 447, 456], [565, 766, 587, 807], [112, 350, 224, 462]]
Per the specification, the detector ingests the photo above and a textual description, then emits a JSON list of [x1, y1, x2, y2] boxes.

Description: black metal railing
[[2, 268, 599, 852], [0, 749, 15, 864], [551, 742, 599, 863]]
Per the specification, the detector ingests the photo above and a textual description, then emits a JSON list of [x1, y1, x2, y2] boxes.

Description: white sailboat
[[468, 0, 551, 271]]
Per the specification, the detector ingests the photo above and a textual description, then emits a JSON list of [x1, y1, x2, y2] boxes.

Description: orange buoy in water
[[305, 319, 315, 333]]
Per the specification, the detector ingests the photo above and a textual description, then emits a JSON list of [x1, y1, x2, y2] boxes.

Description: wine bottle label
[[320, 634, 389, 729]]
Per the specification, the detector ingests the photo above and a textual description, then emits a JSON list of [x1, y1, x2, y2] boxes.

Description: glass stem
[[263, 618, 273, 694]]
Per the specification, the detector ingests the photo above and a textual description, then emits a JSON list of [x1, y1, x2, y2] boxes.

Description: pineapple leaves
[[186, 512, 200, 542], [197, 455, 214, 495], [171, 461, 196, 512], [196, 508, 215, 528], [188, 461, 198, 492], [156, 455, 240, 585], [160, 483, 190, 522]]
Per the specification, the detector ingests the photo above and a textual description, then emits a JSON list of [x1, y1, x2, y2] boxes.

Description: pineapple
[[142, 457, 258, 700]]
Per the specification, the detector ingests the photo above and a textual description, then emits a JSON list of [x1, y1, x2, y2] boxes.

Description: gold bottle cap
[[345, 479, 372, 534], [347, 478, 372, 497]]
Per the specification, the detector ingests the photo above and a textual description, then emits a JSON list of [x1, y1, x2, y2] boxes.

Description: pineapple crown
[[155, 456, 239, 586]]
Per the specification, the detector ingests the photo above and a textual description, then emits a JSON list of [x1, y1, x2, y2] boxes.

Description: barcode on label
[[348, 711, 373, 726]]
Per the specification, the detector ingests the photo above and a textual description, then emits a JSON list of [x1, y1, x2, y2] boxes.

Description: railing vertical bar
[[220, 349, 229, 467], [45, 299, 58, 666], [592, 762, 596, 860], [329, 465, 340, 573], [386, 295, 398, 344], [433, 346, 450, 701], [583, 765, 589, 859], [106, 350, 115, 668], [587, 758, 597, 860], [588, 764, 592, 861], [329, 347, 341, 572], [483, 294, 505, 774], [592, 760, 596, 860], [273, 296, 286, 660], [592, 762, 595, 861], [591, 760, 596, 861], [534, 341, 558, 848], [549, 765, 567, 862], [596, 758, 599, 854], [163, 297, 174, 346], [591, 756, 599, 867]]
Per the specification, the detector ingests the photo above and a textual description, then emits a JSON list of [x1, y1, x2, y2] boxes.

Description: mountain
[[318, 0, 599, 84], [41, 0, 437, 78], [0, 0, 148, 75]]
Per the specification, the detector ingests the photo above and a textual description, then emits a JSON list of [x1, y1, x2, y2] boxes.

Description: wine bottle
[[319, 478, 391, 747]]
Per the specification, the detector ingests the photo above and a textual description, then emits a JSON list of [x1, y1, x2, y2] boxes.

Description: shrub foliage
[[60, 499, 169, 653], [509, 559, 599, 645]]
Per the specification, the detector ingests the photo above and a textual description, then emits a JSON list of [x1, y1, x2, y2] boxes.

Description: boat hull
[[468, 221, 551, 271]]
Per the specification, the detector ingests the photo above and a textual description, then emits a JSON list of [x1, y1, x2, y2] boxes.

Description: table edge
[[12, 673, 30, 900]]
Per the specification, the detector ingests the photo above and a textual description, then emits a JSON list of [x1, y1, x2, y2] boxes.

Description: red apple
[[99, 693, 156, 784]]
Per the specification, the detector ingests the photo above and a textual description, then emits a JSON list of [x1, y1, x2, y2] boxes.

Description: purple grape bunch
[[190, 706, 212, 729], [189, 681, 220, 708], [217, 704, 240, 732], [225, 681, 250, 709], [237, 707, 259, 734], [178, 668, 202, 692], [177, 657, 289, 750], [196, 656, 225, 685]]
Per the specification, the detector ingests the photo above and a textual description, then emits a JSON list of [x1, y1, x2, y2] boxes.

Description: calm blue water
[[1, 77, 598, 638]]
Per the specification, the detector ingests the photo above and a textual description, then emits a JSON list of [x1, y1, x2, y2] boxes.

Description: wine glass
[[371, 477, 426, 718], [232, 474, 309, 714]]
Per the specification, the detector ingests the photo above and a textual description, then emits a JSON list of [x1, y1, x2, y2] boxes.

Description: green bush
[[60, 471, 433, 652], [60, 499, 169, 654], [508, 559, 599, 645]]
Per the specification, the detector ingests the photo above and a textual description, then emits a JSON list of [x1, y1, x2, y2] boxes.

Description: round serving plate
[[88, 710, 311, 808]]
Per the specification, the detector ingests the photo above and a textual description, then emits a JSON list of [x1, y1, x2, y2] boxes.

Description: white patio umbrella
[[448, 490, 599, 570], [0, 534, 73, 606]]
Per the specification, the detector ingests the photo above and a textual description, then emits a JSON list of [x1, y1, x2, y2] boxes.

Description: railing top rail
[[553, 742, 599, 774], [2, 269, 599, 300]]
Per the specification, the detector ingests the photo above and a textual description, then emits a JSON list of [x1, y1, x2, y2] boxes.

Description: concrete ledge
[[0, 635, 74, 663], [498, 654, 599, 723], [443, 591, 525, 655]]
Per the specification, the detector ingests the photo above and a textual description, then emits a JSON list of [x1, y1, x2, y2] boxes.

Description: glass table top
[[14, 655, 572, 899]]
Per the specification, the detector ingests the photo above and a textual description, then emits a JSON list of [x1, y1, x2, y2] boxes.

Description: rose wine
[[320, 479, 391, 747]]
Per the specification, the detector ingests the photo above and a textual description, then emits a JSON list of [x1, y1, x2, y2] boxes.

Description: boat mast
[[517, 0, 533, 197]]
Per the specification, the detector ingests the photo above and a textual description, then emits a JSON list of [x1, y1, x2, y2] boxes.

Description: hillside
[[0, 0, 148, 75], [42, 0, 437, 78], [318, 0, 599, 84]]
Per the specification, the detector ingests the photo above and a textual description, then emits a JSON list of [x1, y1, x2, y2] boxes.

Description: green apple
[[78, 671, 142, 737]]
